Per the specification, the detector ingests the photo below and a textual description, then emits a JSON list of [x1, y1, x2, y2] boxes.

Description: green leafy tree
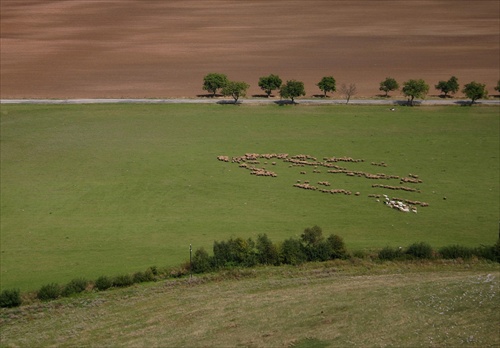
[[280, 238, 307, 265], [435, 76, 459, 98], [213, 237, 256, 267], [213, 240, 231, 268], [256, 234, 280, 265], [402, 79, 429, 106], [494, 80, 500, 93], [301, 225, 324, 247], [301, 225, 325, 261], [202, 73, 228, 96], [325, 234, 347, 259], [192, 247, 213, 273], [316, 76, 336, 97], [462, 81, 488, 105], [258, 74, 282, 97], [379, 77, 399, 97], [279, 80, 306, 103], [221, 80, 249, 103]]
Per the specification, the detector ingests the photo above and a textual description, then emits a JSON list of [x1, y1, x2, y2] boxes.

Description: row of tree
[[202, 73, 499, 105], [191, 225, 347, 273]]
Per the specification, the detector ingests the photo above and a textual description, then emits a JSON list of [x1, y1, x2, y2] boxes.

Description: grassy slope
[[1, 104, 499, 291], [0, 261, 499, 347]]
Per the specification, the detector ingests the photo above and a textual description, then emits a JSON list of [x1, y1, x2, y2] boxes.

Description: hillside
[[1, 260, 499, 347]]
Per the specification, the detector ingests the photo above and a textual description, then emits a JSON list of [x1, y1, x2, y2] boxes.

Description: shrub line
[[1, 227, 498, 308]]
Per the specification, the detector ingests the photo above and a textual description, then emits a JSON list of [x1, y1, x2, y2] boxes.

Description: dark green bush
[[95, 276, 113, 291], [148, 266, 159, 276], [378, 246, 404, 261], [133, 268, 155, 283], [439, 245, 474, 260], [0, 288, 22, 308], [256, 233, 280, 265], [133, 271, 147, 283], [144, 267, 156, 281], [37, 283, 61, 301], [212, 240, 231, 268], [212, 237, 257, 268], [301, 226, 325, 261], [169, 265, 189, 278], [351, 250, 368, 259], [192, 247, 213, 273], [474, 244, 498, 262], [406, 242, 433, 259], [280, 238, 307, 265], [325, 234, 347, 259], [62, 278, 88, 297], [305, 241, 331, 261], [299, 227, 347, 262], [301, 225, 324, 247], [112, 274, 134, 288]]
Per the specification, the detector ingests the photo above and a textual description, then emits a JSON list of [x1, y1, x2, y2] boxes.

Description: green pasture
[[0, 104, 498, 291]]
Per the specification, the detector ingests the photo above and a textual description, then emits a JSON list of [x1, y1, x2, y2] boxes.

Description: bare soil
[[1, 0, 499, 99]]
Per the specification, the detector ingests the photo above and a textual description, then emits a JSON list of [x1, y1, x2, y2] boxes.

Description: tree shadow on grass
[[274, 100, 297, 106], [196, 93, 223, 98], [251, 94, 275, 98], [216, 100, 241, 105], [394, 100, 422, 106]]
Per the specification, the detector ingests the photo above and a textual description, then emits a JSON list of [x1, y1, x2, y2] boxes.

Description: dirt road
[[2, 98, 498, 106], [1, 1, 498, 99]]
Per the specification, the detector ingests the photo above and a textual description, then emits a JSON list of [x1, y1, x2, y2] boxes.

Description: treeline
[[191, 225, 347, 273], [203, 73, 500, 105], [1, 226, 499, 308], [378, 241, 499, 262]]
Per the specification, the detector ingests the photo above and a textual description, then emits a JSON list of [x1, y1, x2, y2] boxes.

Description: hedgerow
[[193, 226, 347, 270], [1, 230, 498, 308], [62, 278, 88, 297], [94, 276, 113, 291], [438, 245, 474, 260], [405, 242, 434, 259], [378, 246, 404, 261], [37, 283, 61, 301]]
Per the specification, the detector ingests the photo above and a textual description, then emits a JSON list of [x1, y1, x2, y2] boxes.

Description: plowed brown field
[[1, 0, 498, 99]]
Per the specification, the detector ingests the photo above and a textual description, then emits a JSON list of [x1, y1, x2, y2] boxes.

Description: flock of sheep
[[217, 153, 429, 213]]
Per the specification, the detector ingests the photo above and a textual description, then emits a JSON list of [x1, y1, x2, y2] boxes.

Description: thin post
[[189, 244, 192, 280]]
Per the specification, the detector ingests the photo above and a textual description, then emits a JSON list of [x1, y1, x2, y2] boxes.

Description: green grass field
[[1, 104, 499, 291]]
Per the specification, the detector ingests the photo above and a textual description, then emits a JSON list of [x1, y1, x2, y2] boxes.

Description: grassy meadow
[[0, 104, 499, 291]]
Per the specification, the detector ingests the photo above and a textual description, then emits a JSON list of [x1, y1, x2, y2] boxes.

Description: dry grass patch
[[1, 260, 498, 347]]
